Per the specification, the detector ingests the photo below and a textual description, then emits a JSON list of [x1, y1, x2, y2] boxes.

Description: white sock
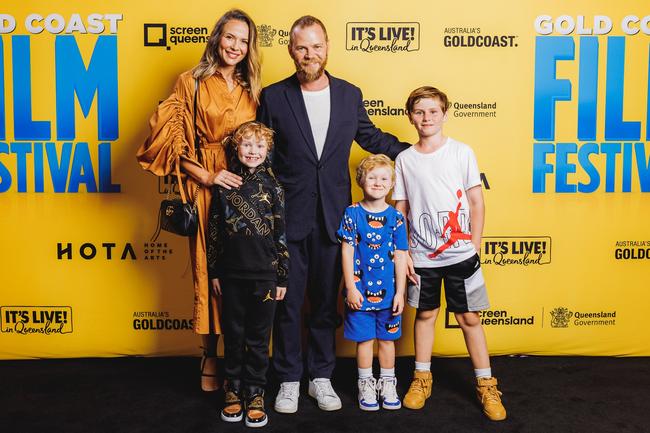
[[358, 367, 373, 379], [380, 367, 395, 378], [474, 367, 492, 379], [414, 361, 431, 372]]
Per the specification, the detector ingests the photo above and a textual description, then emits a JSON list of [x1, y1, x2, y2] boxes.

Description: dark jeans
[[272, 220, 342, 381], [221, 278, 276, 387]]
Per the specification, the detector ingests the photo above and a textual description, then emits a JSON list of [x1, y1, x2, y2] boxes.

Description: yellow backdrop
[[1, 0, 649, 359]]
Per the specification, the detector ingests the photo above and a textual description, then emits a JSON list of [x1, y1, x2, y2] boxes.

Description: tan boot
[[403, 370, 432, 409], [476, 377, 507, 421]]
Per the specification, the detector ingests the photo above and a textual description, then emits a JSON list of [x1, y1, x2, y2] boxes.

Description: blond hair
[[355, 154, 394, 186], [289, 15, 329, 46], [192, 9, 262, 104], [227, 121, 274, 153], [405, 86, 450, 114]]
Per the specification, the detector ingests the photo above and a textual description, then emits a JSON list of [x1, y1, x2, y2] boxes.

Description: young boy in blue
[[337, 154, 408, 411]]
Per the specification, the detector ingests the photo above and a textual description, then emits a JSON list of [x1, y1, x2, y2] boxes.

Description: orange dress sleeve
[[136, 73, 195, 176]]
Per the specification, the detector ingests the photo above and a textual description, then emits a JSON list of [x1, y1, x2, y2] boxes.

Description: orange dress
[[137, 70, 257, 334]]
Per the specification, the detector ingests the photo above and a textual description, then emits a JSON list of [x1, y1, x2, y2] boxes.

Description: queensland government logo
[[1, 306, 73, 335], [346, 22, 420, 53], [256, 24, 289, 47], [445, 309, 535, 329], [451, 100, 497, 119], [547, 307, 616, 328], [481, 236, 552, 266], [144, 23, 208, 50], [549, 307, 572, 328]]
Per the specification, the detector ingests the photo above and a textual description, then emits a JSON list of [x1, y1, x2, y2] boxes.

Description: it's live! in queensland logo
[[0, 13, 122, 193], [532, 14, 650, 193], [1, 306, 73, 335], [346, 22, 420, 53]]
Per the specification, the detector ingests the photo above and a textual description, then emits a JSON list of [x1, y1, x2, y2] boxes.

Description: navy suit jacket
[[257, 72, 409, 243]]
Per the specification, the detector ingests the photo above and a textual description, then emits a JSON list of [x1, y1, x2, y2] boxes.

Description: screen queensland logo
[[144, 23, 209, 51], [445, 309, 535, 329], [346, 22, 420, 53], [0, 13, 122, 194], [533, 14, 650, 193]]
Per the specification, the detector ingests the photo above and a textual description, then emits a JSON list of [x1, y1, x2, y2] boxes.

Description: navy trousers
[[272, 213, 342, 381]]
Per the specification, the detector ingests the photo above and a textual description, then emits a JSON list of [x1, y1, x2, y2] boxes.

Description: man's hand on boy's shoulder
[[275, 286, 287, 301]]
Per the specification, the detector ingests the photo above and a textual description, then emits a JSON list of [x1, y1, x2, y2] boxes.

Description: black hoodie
[[206, 157, 289, 286]]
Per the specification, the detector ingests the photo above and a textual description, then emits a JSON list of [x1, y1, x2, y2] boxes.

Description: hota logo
[[143, 23, 208, 50]]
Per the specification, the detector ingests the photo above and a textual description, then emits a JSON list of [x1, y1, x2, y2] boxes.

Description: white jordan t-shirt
[[392, 138, 482, 268], [302, 86, 330, 159]]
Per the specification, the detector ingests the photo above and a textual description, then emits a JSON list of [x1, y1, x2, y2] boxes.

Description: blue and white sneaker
[[378, 376, 401, 410], [358, 377, 379, 411]]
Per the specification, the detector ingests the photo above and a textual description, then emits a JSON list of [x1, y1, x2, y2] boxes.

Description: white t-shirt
[[302, 86, 330, 159], [392, 137, 482, 268]]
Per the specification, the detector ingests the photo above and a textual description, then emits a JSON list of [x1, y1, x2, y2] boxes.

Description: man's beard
[[294, 56, 327, 83]]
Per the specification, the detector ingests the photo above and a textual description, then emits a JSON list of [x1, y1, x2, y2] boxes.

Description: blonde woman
[[137, 9, 262, 391]]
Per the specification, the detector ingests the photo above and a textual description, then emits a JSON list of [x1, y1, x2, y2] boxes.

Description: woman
[[137, 9, 261, 391]]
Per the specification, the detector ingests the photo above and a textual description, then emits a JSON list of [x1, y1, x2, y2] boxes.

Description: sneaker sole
[[382, 401, 402, 410], [274, 404, 298, 414], [308, 388, 342, 411], [359, 402, 380, 411], [245, 417, 268, 428], [220, 412, 243, 423]]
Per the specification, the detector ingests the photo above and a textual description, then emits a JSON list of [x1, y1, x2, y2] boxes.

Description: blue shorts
[[344, 309, 402, 342]]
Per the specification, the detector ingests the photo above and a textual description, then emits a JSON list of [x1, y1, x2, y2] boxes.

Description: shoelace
[[278, 383, 299, 400], [480, 385, 503, 404], [378, 378, 398, 400], [358, 378, 376, 401], [409, 377, 427, 393], [313, 380, 337, 398]]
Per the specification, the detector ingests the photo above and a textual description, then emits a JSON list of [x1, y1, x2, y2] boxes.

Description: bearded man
[[257, 15, 409, 414]]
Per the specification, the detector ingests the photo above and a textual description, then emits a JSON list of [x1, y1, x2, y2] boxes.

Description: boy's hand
[[472, 240, 481, 257], [211, 278, 221, 296], [276, 286, 287, 301], [346, 288, 364, 310], [406, 253, 418, 284], [392, 291, 405, 316]]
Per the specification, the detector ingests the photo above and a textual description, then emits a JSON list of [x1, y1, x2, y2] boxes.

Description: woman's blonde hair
[[355, 154, 394, 186], [192, 9, 262, 104]]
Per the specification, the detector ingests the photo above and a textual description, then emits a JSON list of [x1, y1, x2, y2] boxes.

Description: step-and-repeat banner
[[1, 0, 649, 359]]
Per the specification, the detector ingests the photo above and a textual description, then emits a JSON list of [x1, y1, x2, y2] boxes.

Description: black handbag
[[151, 78, 202, 241]]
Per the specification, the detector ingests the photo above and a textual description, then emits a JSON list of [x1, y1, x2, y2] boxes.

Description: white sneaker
[[357, 377, 379, 411], [377, 376, 401, 410], [274, 381, 300, 414], [308, 378, 342, 411]]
